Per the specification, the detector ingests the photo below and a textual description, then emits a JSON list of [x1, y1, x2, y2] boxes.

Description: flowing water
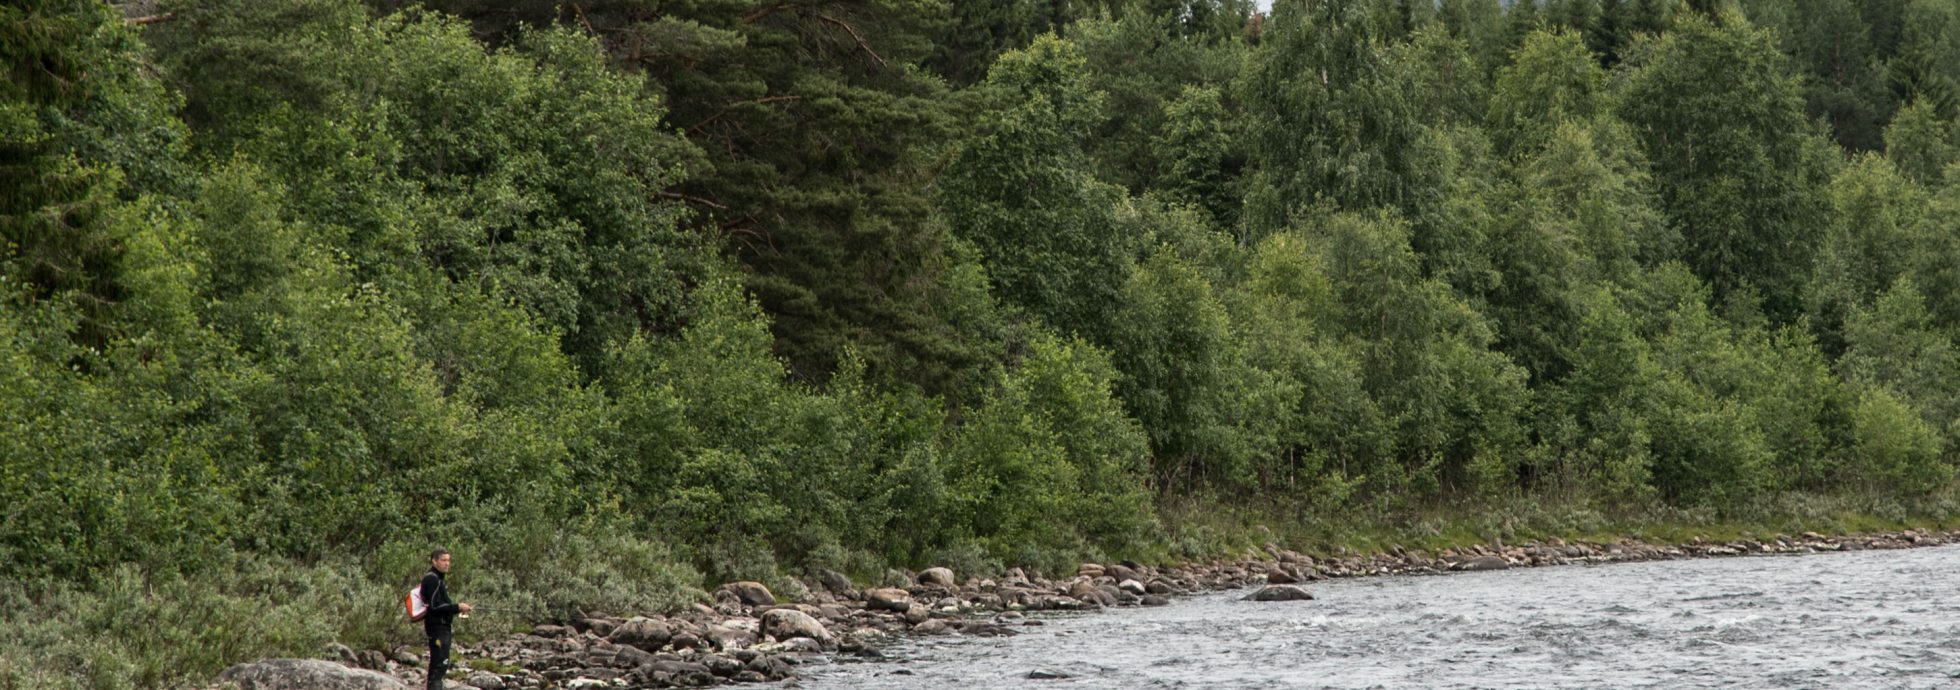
[[799, 545, 1960, 689]]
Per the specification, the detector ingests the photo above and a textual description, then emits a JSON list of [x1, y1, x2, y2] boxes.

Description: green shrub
[[1849, 388, 1951, 495]]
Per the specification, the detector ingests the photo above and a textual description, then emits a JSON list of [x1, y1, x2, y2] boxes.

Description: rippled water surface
[[799, 545, 1960, 689]]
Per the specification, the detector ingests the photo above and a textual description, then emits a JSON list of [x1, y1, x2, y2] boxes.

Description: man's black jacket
[[419, 569, 460, 635]]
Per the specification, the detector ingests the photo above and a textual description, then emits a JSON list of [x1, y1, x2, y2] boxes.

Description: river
[[798, 544, 1960, 689]]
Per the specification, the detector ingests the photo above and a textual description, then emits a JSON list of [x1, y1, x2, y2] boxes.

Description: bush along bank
[[210, 528, 1960, 689]]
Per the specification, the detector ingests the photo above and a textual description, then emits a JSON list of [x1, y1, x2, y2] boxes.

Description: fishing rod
[[457, 605, 535, 619], [464, 606, 530, 613]]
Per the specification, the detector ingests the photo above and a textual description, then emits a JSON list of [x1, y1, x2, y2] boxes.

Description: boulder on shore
[[1243, 585, 1315, 602], [1451, 555, 1509, 572], [866, 587, 912, 612], [759, 608, 833, 645], [904, 602, 931, 624], [918, 567, 957, 588], [607, 616, 672, 651], [215, 659, 404, 690], [720, 581, 777, 606], [819, 569, 855, 595]]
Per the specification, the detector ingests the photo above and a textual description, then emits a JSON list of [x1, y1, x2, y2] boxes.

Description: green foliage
[[1887, 0, 1960, 118], [1849, 387, 1950, 494], [1753, 0, 1897, 151], [1389, 24, 1489, 129], [496, 0, 1000, 396], [1809, 154, 1928, 354], [945, 333, 1158, 570], [1075, 6, 1249, 207], [2, 0, 189, 352], [1912, 172, 1960, 328], [1436, 0, 1508, 72], [1617, 10, 1833, 318], [1841, 279, 1960, 452], [1151, 86, 1243, 228], [1307, 212, 1532, 499], [941, 35, 1139, 339], [158, 4, 702, 370], [1536, 287, 1660, 502], [1487, 29, 1606, 157], [1228, 231, 1383, 504], [1884, 98, 1958, 185], [929, 0, 1060, 84], [0, 560, 358, 690], [1110, 249, 1289, 490], [1243, 0, 1422, 215]]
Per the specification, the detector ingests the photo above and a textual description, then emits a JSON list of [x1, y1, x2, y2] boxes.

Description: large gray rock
[[1243, 585, 1316, 602], [917, 567, 957, 588], [720, 581, 777, 606], [325, 643, 358, 667], [702, 654, 745, 677], [819, 569, 855, 595], [579, 617, 619, 638], [1452, 555, 1510, 572], [612, 644, 656, 668], [866, 587, 912, 612], [903, 602, 930, 624], [464, 670, 506, 690], [215, 659, 405, 690], [706, 623, 757, 651], [607, 616, 672, 651], [644, 660, 712, 676], [759, 608, 833, 645], [746, 654, 793, 680]]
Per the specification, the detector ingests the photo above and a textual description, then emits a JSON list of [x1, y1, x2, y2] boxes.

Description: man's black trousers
[[426, 630, 452, 690]]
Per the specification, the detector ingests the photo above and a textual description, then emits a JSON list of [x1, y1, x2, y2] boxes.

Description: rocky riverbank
[[210, 528, 1960, 690]]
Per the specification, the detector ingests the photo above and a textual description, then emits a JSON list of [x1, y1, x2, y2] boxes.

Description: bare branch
[[816, 13, 886, 68], [569, 4, 598, 36], [686, 95, 802, 133], [659, 190, 730, 210], [743, 2, 794, 24]]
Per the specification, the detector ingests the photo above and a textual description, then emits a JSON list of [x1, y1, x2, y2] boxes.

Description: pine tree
[[1788, 0, 1893, 151], [2, 0, 187, 349]]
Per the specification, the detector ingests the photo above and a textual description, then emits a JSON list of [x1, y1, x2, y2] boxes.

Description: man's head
[[430, 547, 452, 574]]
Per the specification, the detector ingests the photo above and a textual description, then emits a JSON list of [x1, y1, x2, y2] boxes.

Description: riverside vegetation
[[6, 0, 1960, 687]]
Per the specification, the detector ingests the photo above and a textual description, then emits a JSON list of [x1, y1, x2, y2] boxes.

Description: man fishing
[[421, 548, 472, 690]]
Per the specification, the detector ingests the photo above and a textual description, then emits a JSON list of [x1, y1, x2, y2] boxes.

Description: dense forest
[[7, 0, 1960, 685]]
